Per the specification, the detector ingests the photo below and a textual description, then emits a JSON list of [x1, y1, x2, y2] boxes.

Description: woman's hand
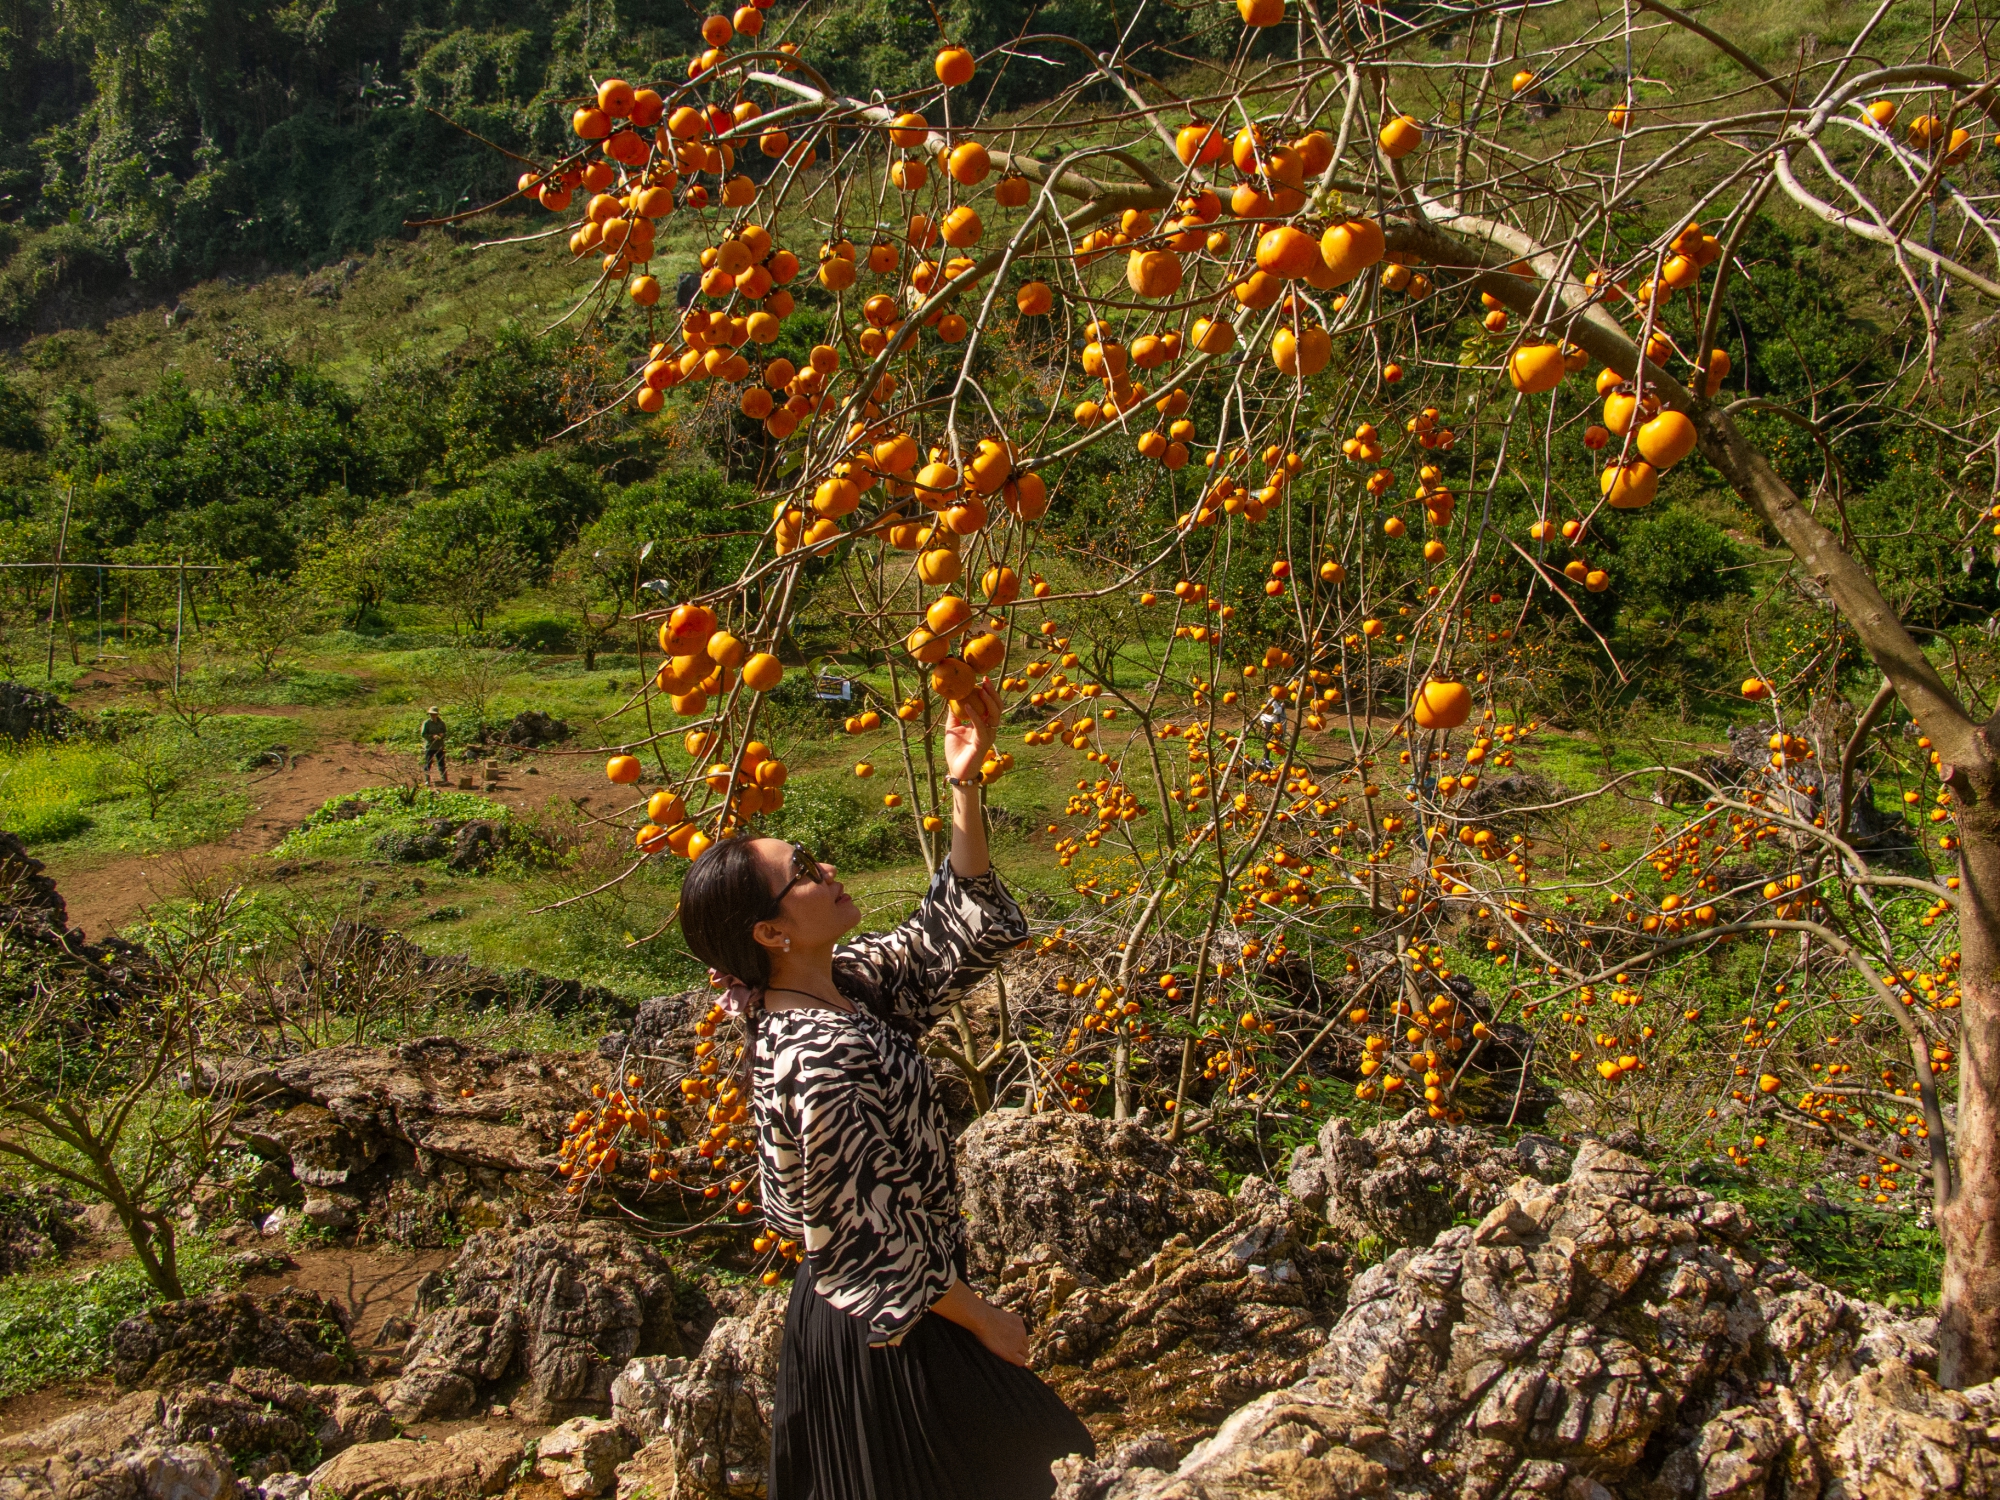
[[943, 680, 1001, 783], [930, 1277, 1030, 1365], [971, 1299, 1030, 1367]]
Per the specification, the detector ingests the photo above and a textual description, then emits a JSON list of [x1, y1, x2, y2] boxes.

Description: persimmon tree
[[464, 0, 2000, 1384]]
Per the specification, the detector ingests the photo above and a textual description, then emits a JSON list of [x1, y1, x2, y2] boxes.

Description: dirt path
[[240, 1244, 459, 1348], [46, 740, 634, 942], [50, 744, 411, 940]]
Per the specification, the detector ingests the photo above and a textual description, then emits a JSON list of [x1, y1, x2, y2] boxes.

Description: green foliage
[[1615, 509, 1749, 614], [0, 714, 290, 852], [763, 779, 921, 873], [273, 785, 510, 863], [83, 355, 367, 571], [0, 1239, 240, 1398], [1723, 1178, 1942, 1309]]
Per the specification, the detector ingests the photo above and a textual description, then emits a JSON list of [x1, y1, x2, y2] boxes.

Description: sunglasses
[[774, 843, 826, 901]]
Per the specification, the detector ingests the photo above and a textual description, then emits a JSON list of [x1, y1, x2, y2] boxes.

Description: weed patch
[[0, 1240, 239, 1398]]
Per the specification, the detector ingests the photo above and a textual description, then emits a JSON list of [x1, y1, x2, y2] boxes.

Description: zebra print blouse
[[753, 862, 1028, 1341]]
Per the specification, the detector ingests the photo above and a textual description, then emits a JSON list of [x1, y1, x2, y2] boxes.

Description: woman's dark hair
[[680, 838, 783, 986]]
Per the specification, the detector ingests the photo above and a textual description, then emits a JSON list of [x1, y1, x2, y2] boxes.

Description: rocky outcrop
[[598, 992, 707, 1071], [956, 1110, 1231, 1283], [538, 1417, 637, 1498], [1286, 1110, 1573, 1250], [612, 1303, 785, 1494], [0, 1183, 83, 1277], [214, 1035, 605, 1243], [305, 1427, 525, 1500], [0, 683, 75, 742], [0, 1371, 393, 1499], [1006, 1176, 1344, 1449], [1052, 1140, 1984, 1500], [609, 1294, 784, 1500], [0, 831, 163, 993], [472, 710, 573, 754], [109, 1289, 354, 1389], [387, 1222, 684, 1423]]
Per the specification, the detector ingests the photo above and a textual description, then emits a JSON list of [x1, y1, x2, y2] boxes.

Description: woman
[[678, 683, 1094, 1500]]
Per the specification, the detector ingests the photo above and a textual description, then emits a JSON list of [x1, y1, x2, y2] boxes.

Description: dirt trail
[[240, 1243, 459, 1348], [49, 741, 627, 942], [51, 744, 409, 940]]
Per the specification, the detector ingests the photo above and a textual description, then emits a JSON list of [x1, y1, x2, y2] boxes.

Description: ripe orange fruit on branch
[[1003, 472, 1049, 520], [1378, 116, 1422, 158], [1507, 343, 1565, 394], [664, 604, 717, 655], [1176, 122, 1226, 165], [1237, 0, 1284, 26], [1271, 325, 1330, 377], [742, 654, 784, 692], [1414, 681, 1471, 729], [598, 79, 636, 117], [1600, 460, 1658, 509], [935, 46, 975, 86], [948, 142, 990, 184], [1636, 410, 1697, 468], [941, 206, 983, 247], [927, 595, 973, 637], [1126, 249, 1183, 298], [1190, 317, 1237, 355], [1256, 226, 1322, 280], [1319, 218, 1386, 284], [607, 755, 642, 785], [1742, 678, 1771, 701]]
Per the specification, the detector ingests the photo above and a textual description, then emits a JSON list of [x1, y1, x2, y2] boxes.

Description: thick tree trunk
[[1941, 760, 2000, 1387]]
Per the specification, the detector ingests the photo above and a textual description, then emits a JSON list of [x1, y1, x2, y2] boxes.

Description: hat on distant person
[[427, 706, 441, 714]]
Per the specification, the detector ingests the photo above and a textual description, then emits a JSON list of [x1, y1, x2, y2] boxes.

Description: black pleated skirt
[[769, 1259, 1096, 1500]]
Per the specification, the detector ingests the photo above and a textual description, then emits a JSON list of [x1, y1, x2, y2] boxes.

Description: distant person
[[421, 707, 449, 786], [1256, 695, 1289, 768]]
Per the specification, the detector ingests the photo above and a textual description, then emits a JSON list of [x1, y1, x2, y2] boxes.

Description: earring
[[782, 937, 792, 951]]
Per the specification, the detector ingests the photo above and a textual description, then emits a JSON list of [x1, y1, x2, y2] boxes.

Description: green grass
[[192, 665, 372, 707], [0, 716, 301, 857], [272, 785, 510, 862], [0, 1240, 240, 1398]]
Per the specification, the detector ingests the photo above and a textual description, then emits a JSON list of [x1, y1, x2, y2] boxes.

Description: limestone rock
[[537, 1418, 636, 1498], [386, 1222, 682, 1423], [109, 1290, 353, 1389], [0, 1389, 165, 1462], [1285, 1108, 1571, 1250], [0, 1392, 240, 1500], [1003, 1177, 1342, 1451], [305, 1427, 523, 1500], [307, 1385, 395, 1456], [957, 1110, 1231, 1283], [1815, 1358, 2000, 1498], [611, 1437, 676, 1500], [1053, 1141, 1982, 1500], [155, 1381, 316, 1468], [610, 1294, 784, 1500], [611, 1356, 689, 1442], [212, 1034, 625, 1242], [386, 1308, 520, 1421]]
